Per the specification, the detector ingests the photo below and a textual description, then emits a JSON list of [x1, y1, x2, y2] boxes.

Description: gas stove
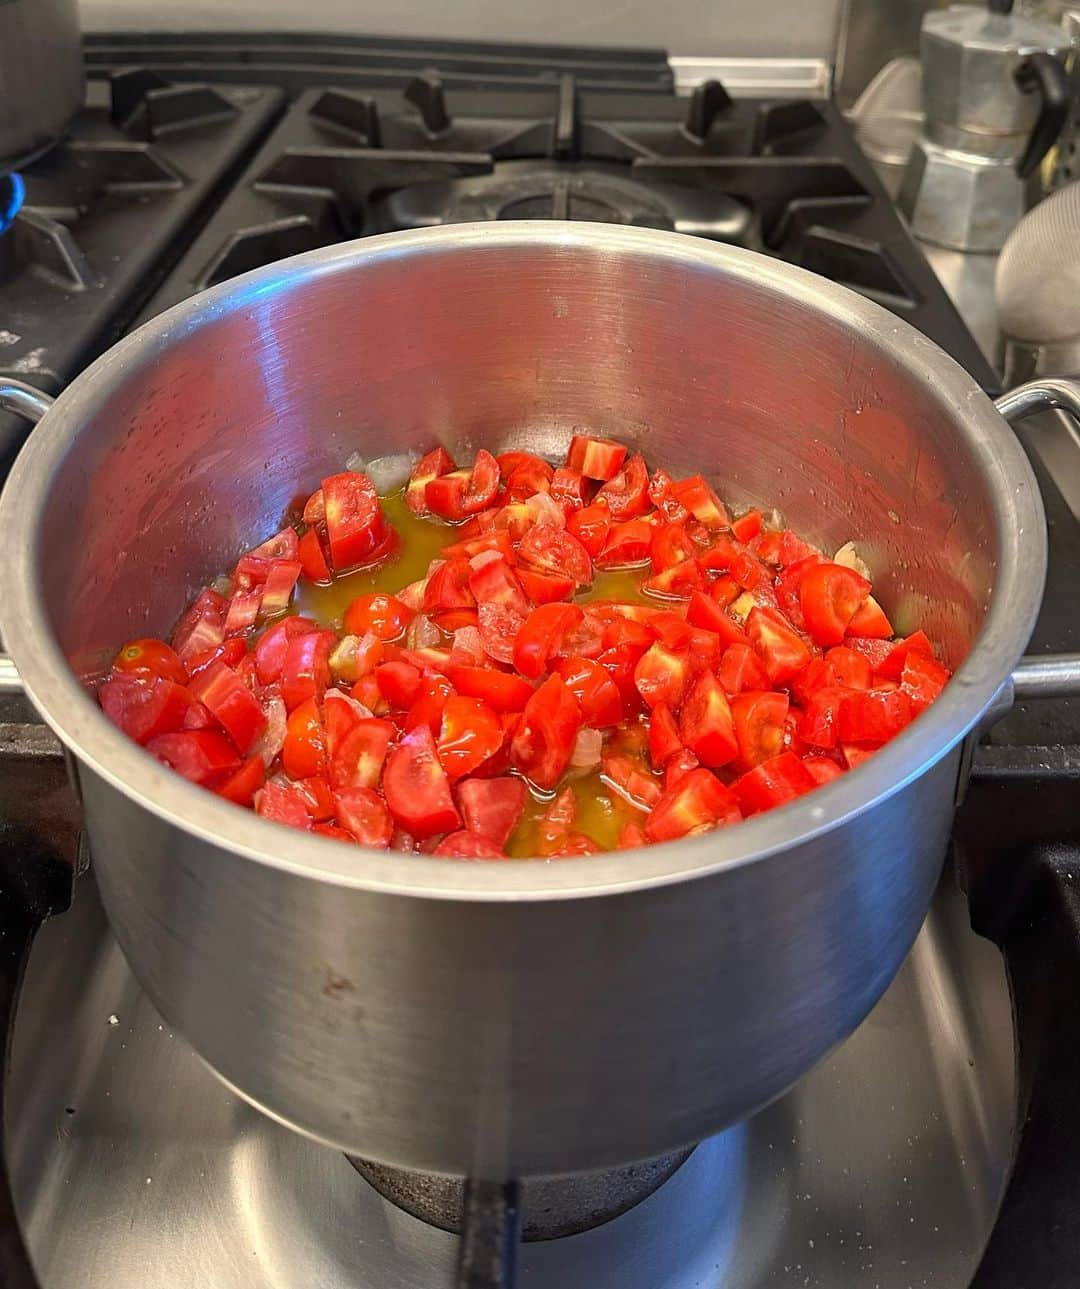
[[2, 33, 1080, 1289]]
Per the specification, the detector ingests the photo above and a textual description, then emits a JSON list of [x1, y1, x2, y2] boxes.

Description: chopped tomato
[[329, 718, 394, 790], [900, 652, 950, 713], [733, 751, 816, 814], [476, 601, 525, 665], [795, 685, 847, 750], [518, 525, 593, 587], [567, 434, 628, 481], [458, 777, 527, 847], [281, 697, 326, 779], [634, 642, 688, 710], [747, 606, 811, 685], [334, 786, 393, 847], [344, 592, 414, 641], [596, 519, 653, 567], [513, 603, 584, 680], [382, 725, 461, 839], [433, 830, 505, 859], [679, 670, 738, 768], [189, 661, 268, 754], [645, 769, 741, 842], [550, 466, 588, 509], [425, 449, 501, 520], [147, 730, 241, 787], [601, 751, 662, 809], [647, 469, 689, 522], [468, 557, 529, 616], [717, 642, 769, 694], [731, 689, 788, 770], [846, 594, 894, 640], [875, 630, 935, 682], [112, 638, 188, 685], [844, 636, 894, 670], [798, 562, 871, 647], [670, 476, 729, 527], [554, 656, 623, 727], [280, 631, 333, 711], [650, 524, 696, 572], [99, 674, 192, 745], [404, 669, 454, 735], [595, 453, 650, 519], [171, 588, 227, 665], [423, 558, 476, 614], [437, 695, 503, 780], [294, 774, 336, 821], [643, 558, 705, 599], [802, 755, 844, 786], [322, 471, 387, 572], [516, 567, 576, 605], [510, 675, 582, 790], [731, 509, 762, 543], [824, 644, 873, 690], [298, 526, 332, 582], [256, 779, 312, 829], [215, 754, 266, 806], [568, 504, 611, 558], [406, 446, 456, 515], [259, 559, 302, 616], [253, 616, 318, 686], [686, 590, 749, 647], [647, 701, 683, 767], [375, 660, 423, 708], [836, 688, 914, 745], [445, 664, 533, 714]]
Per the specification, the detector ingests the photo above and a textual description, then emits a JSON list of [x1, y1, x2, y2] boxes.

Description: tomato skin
[[298, 526, 332, 582], [645, 769, 741, 842], [282, 697, 326, 779], [215, 754, 266, 806], [798, 562, 871, 647], [647, 468, 690, 523], [322, 472, 388, 572], [717, 642, 769, 695], [382, 725, 461, 839], [650, 523, 696, 572], [458, 776, 527, 847], [669, 476, 729, 528], [426, 450, 501, 520], [836, 688, 914, 745], [375, 660, 423, 709], [824, 645, 873, 690], [518, 525, 593, 587], [404, 669, 455, 735], [733, 751, 816, 815], [329, 786, 391, 847], [900, 652, 950, 713], [747, 606, 811, 686], [875, 630, 935, 682], [794, 685, 848, 750], [513, 603, 584, 680], [440, 664, 530, 715], [436, 695, 503, 780], [568, 504, 611, 558], [803, 755, 844, 786], [112, 638, 188, 685], [731, 509, 762, 543], [550, 467, 588, 510], [189, 661, 268, 754], [595, 453, 650, 519], [99, 674, 192, 745], [329, 718, 394, 790], [468, 557, 529, 617], [252, 616, 317, 686], [344, 592, 414, 641], [554, 656, 623, 727], [846, 594, 893, 640], [504, 455, 554, 500], [433, 830, 505, 859], [844, 636, 894, 670], [567, 435, 628, 481], [280, 631, 334, 711], [510, 674, 582, 790], [647, 702, 683, 767], [678, 670, 738, 768], [147, 730, 241, 787], [731, 689, 789, 770], [516, 568, 576, 605], [406, 446, 456, 515]]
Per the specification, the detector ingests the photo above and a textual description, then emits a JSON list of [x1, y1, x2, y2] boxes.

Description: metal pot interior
[[0, 223, 1044, 886]]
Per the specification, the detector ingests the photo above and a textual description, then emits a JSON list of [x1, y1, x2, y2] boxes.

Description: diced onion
[[569, 727, 603, 770], [524, 491, 565, 528], [253, 696, 286, 767], [833, 540, 872, 580], [406, 614, 440, 649], [730, 591, 757, 621], [344, 450, 419, 493]]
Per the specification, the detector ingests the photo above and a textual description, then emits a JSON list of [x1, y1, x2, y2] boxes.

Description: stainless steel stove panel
[[6, 867, 1014, 1288]]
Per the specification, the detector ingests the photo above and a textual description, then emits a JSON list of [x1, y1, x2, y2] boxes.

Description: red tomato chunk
[[96, 444, 954, 858]]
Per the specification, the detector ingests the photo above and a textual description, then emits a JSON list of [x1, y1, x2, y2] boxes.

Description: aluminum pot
[[0, 224, 1078, 1180], [0, 0, 84, 173]]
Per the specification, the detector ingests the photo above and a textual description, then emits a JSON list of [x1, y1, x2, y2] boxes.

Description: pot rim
[[0, 222, 1047, 901]]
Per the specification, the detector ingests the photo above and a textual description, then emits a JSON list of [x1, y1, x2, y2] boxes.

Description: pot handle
[[0, 377, 55, 426]]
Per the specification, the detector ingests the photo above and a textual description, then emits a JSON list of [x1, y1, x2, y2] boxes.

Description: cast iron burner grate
[[0, 69, 282, 469]]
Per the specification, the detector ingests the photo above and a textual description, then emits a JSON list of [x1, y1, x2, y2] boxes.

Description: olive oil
[[505, 771, 646, 858]]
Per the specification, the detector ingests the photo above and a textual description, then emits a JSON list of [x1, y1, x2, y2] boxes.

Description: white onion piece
[[253, 695, 287, 767], [397, 578, 427, 612], [406, 613, 440, 649], [833, 540, 872, 580], [451, 625, 485, 666], [344, 450, 419, 493], [524, 491, 565, 528], [469, 548, 503, 571], [569, 727, 603, 770]]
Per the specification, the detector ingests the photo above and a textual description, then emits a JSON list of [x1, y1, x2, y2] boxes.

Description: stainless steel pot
[[0, 224, 1078, 1181], [0, 0, 84, 173]]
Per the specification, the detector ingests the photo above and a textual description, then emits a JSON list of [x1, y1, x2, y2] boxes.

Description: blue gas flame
[[0, 173, 26, 236]]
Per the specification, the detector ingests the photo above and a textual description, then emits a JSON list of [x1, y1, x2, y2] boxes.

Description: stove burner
[[0, 173, 25, 236], [346, 1146, 694, 1241], [368, 158, 757, 242]]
